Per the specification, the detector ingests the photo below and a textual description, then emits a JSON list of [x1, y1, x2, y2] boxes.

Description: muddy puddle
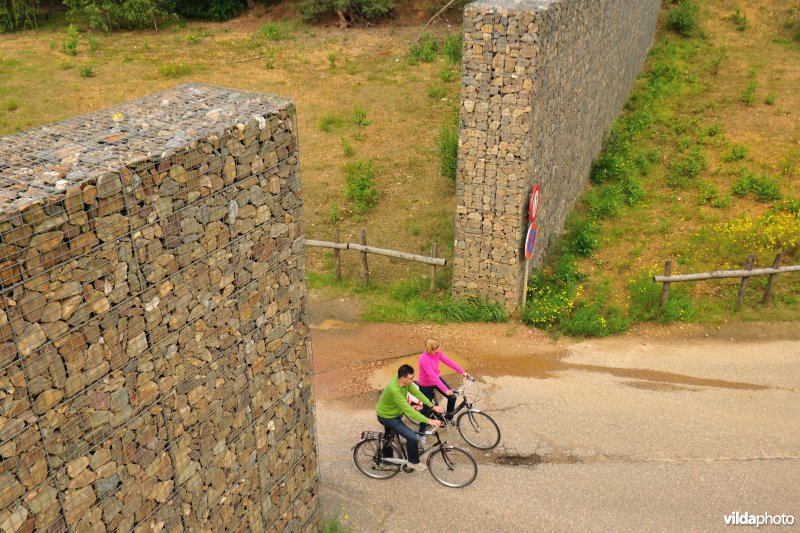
[[365, 351, 769, 392]]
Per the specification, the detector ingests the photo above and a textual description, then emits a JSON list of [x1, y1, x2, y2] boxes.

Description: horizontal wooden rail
[[305, 239, 447, 266], [653, 265, 800, 283], [654, 253, 798, 310]]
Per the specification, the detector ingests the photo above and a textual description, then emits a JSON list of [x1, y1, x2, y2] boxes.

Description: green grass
[[408, 33, 437, 64], [318, 112, 344, 132], [158, 62, 193, 77], [259, 19, 298, 41]]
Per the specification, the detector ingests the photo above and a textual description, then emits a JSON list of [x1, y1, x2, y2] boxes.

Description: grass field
[[1, 1, 798, 333]]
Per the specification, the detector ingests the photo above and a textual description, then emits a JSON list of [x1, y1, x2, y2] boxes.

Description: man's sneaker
[[408, 462, 427, 472]]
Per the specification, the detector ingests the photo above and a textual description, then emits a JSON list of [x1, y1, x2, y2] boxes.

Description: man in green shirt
[[376, 364, 443, 471]]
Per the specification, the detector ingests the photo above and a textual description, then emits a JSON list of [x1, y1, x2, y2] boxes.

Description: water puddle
[[312, 319, 360, 331], [366, 351, 769, 392], [367, 352, 471, 390]]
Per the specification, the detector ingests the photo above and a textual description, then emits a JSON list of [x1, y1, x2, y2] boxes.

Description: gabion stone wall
[[0, 85, 319, 531], [453, 0, 660, 312]]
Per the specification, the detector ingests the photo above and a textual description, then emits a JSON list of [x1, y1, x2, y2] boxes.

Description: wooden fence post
[[360, 229, 369, 285], [660, 259, 672, 306], [333, 228, 342, 283], [735, 254, 756, 311], [761, 252, 783, 305], [429, 241, 437, 292]]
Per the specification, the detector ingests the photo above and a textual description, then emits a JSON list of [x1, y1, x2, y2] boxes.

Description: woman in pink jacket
[[418, 337, 470, 432]]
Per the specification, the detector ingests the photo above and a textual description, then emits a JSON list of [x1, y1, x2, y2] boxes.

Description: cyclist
[[376, 364, 443, 471], [418, 337, 471, 432]]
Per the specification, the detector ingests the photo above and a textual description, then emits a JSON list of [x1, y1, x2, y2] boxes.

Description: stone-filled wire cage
[[0, 85, 320, 531]]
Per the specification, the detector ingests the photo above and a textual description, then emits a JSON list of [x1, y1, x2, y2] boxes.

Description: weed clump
[[343, 160, 378, 213], [408, 33, 438, 64], [668, 0, 701, 37]]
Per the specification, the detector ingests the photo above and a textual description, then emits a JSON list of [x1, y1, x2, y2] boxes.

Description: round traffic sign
[[524, 224, 537, 260], [529, 185, 541, 223]]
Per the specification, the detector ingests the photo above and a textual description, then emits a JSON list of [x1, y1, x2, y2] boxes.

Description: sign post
[[521, 186, 541, 310]]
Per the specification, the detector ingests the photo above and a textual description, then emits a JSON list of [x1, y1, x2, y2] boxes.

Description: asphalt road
[[312, 322, 800, 532]]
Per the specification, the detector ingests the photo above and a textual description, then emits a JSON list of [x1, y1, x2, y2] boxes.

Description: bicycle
[[352, 424, 478, 488], [406, 376, 501, 450]]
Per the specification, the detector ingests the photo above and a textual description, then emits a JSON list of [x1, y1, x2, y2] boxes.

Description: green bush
[[341, 136, 355, 156], [732, 172, 782, 202], [79, 65, 95, 77], [722, 144, 747, 162], [764, 93, 776, 105], [731, 7, 748, 31], [343, 160, 378, 213], [628, 271, 695, 324], [443, 33, 462, 64], [739, 79, 757, 105], [565, 214, 598, 257], [439, 68, 455, 83], [65, 0, 171, 30], [668, 146, 706, 187], [174, 0, 243, 21], [408, 33, 438, 64], [437, 118, 458, 181], [559, 299, 629, 337], [298, 0, 398, 23], [350, 106, 370, 127], [523, 272, 580, 330], [61, 25, 80, 55], [1, 0, 40, 33], [667, 0, 701, 37]]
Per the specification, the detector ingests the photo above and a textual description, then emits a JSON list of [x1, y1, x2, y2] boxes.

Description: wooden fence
[[305, 229, 446, 289], [653, 252, 800, 310]]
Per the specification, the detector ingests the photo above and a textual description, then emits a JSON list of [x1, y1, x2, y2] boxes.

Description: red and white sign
[[529, 185, 541, 223]]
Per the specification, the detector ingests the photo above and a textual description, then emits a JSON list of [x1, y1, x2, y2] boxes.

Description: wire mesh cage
[[0, 84, 320, 531]]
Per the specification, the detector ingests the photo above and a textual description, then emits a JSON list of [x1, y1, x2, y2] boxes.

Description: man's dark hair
[[398, 364, 414, 378]]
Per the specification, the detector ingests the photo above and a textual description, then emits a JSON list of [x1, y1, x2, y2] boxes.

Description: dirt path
[[309, 299, 800, 531]]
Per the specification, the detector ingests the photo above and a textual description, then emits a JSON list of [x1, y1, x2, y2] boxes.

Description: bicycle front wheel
[[427, 447, 477, 488], [456, 410, 501, 450], [353, 437, 403, 479]]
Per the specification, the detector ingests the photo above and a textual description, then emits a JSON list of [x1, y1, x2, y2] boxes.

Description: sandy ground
[[309, 298, 800, 532]]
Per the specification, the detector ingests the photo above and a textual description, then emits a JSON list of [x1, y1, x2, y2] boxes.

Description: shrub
[[628, 271, 694, 324], [174, 0, 244, 22], [341, 136, 355, 156], [437, 118, 458, 181], [350, 106, 370, 127], [732, 172, 781, 202], [65, 0, 171, 31], [263, 51, 275, 69], [298, 0, 398, 23], [523, 273, 580, 329], [427, 85, 447, 99], [731, 7, 748, 31], [439, 68, 455, 83], [0, 0, 40, 33], [2, 100, 19, 112], [722, 144, 747, 162], [408, 33, 438, 64], [565, 214, 598, 257], [87, 33, 98, 53], [343, 160, 378, 213], [668, 146, 706, 187], [443, 33, 462, 64], [764, 93, 776, 105], [79, 65, 95, 77], [559, 299, 629, 337], [329, 201, 341, 224], [739, 79, 757, 105], [667, 0, 701, 37], [62, 25, 80, 56]]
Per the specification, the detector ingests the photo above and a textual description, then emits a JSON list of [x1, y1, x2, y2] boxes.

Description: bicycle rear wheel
[[353, 437, 403, 479], [427, 447, 477, 488], [456, 410, 501, 450]]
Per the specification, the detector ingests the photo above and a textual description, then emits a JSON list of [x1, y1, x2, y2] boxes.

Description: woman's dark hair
[[398, 364, 415, 378]]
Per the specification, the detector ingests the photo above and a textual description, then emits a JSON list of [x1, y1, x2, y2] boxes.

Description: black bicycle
[[406, 376, 501, 450], [352, 424, 477, 488]]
